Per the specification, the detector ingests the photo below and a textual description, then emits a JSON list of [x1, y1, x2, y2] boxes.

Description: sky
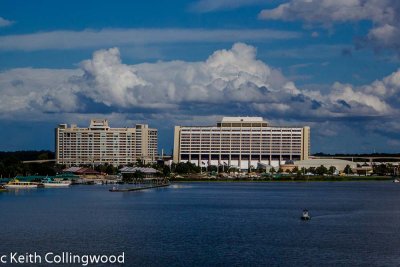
[[0, 0, 400, 154]]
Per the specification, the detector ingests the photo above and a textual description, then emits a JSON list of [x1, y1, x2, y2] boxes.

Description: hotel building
[[173, 117, 310, 169], [56, 119, 158, 166]]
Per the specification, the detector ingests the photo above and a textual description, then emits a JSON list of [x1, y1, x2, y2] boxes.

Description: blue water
[[1, 182, 400, 266]]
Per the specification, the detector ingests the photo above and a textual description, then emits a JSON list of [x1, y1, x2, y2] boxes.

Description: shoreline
[[170, 176, 394, 183]]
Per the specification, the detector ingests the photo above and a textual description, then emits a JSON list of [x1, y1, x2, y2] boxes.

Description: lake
[[1, 182, 400, 266]]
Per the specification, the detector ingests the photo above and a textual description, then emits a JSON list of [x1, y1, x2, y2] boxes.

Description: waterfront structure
[[173, 117, 310, 169], [56, 119, 158, 166], [119, 166, 158, 178], [294, 159, 357, 172]]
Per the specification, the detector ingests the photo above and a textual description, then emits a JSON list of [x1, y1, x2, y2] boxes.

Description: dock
[[109, 183, 170, 192]]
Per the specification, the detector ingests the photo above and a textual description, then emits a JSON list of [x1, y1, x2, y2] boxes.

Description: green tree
[[308, 167, 316, 174], [175, 162, 190, 174], [173, 162, 201, 174], [105, 164, 116, 175], [328, 166, 336, 175], [37, 153, 49, 160], [344, 164, 353, 175], [315, 165, 328, 175], [162, 165, 171, 177], [292, 166, 302, 177]]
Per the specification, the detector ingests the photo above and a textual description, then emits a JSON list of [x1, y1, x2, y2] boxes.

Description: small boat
[[393, 179, 400, 183], [301, 209, 311, 220], [0, 185, 8, 192], [4, 179, 38, 189], [41, 178, 71, 188], [94, 180, 103, 185], [110, 186, 119, 192]]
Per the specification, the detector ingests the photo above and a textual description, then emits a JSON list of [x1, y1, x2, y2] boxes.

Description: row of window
[[181, 128, 303, 131]]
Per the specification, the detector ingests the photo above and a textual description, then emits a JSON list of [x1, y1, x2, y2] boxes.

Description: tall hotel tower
[[56, 119, 158, 166], [173, 117, 310, 169]]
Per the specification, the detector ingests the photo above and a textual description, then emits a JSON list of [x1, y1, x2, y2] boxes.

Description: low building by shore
[[294, 158, 357, 172]]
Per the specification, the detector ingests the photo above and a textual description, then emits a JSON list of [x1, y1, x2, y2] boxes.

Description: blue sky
[[1, 0, 400, 154]]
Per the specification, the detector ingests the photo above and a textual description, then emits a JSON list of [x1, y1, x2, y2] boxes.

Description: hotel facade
[[173, 117, 310, 169], [55, 119, 158, 166]]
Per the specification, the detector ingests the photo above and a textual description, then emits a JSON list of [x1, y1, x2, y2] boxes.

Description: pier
[[109, 183, 170, 192]]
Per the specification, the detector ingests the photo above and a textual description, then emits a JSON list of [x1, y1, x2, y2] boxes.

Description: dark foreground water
[[1, 182, 400, 266]]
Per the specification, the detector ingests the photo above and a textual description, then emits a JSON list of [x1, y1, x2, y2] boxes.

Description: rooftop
[[89, 119, 110, 130], [119, 167, 158, 174], [220, 117, 265, 123]]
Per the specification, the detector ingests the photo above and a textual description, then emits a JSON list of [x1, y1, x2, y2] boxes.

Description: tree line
[[0, 151, 56, 177]]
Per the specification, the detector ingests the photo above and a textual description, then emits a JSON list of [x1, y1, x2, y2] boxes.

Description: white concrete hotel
[[173, 117, 310, 169], [56, 119, 158, 166]]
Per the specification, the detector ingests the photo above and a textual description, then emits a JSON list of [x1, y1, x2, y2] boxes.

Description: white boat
[[4, 179, 38, 189], [42, 178, 71, 188], [301, 209, 311, 220], [393, 179, 400, 183]]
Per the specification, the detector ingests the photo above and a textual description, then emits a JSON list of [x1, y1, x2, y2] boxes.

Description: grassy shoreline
[[170, 176, 394, 182]]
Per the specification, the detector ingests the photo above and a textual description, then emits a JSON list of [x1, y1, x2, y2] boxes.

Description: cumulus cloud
[[259, 0, 400, 53], [328, 82, 391, 114], [72, 43, 289, 109], [2, 43, 399, 117], [79, 48, 147, 107], [0, 17, 14, 27], [0, 68, 80, 117], [1, 43, 400, 147]]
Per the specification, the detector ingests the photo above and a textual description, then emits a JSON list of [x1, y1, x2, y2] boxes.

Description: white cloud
[[0, 17, 14, 27], [0, 68, 80, 117], [259, 0, 394, 24], [259, 0, 400, 53], [367, 24, 400, 48], [79, 47, 147, 107], [0, 28, 301, 51], [329, 82, 391, 114], [189, 0, 266, 12], [74, 43, 286, 107], [1, 43, 399, 140]]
